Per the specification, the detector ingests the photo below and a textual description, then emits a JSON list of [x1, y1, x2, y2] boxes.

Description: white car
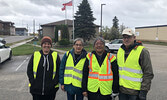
[[0, 37, 6, 44], [0, 42, 12, 63], [105, 39, 123, 52]]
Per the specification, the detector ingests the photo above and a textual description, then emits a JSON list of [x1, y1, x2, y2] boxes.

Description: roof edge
[[135, 25, 167, 29]]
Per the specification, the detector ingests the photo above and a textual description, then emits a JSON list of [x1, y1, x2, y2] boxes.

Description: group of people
[[27, 28, 154, 100]]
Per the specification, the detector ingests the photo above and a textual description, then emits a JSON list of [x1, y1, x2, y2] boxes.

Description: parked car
[[105, 39, 123, 53], [0, 37, 6, 44], [0, 42, 12, 63]]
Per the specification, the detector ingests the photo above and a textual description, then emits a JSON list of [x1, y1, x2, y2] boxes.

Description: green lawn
[[12, 39, 166, 56], [55, 44, 94, 52], [12, 44, 41, 56], [12, 43, 94, 56], [142, 41, 167, 46]]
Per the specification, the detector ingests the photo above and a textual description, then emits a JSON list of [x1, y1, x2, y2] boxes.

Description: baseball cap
[[122, 28, 135, 36]]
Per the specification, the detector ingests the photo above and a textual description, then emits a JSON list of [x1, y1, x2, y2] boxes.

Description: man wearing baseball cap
[[117, 28, 154, 100], [27, 36, 60, 100]]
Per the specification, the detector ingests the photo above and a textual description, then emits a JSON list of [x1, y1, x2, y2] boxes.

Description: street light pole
[[100, 4, 106, 37]]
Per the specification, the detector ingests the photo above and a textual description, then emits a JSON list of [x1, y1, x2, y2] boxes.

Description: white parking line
[[15, 57, 29, 71]]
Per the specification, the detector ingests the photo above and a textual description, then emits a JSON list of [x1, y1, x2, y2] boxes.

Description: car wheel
[[8, 51, 12, 60]]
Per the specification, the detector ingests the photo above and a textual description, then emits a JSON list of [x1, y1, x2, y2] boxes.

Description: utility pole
[[33, 19, 35, 37], [72, 0, 75, 41], [100, 4, 106, 37]]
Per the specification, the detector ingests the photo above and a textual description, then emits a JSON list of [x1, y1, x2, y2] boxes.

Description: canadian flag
[[63, 0, 72, 6], [62, 6, 66, 11]]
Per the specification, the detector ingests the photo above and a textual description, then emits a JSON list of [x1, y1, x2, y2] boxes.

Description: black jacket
[[82, 50, 119, 94], [27, 50, 60, 95]]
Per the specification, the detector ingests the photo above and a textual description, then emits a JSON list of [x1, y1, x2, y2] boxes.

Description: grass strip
[[12, 44, 41, 56]]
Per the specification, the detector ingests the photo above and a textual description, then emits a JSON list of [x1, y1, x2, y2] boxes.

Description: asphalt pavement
[[0, 36, 167, 100], [2, 36, 33, 44]]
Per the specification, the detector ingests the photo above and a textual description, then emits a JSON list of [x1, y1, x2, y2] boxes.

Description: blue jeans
[[67, 92, 83, 100], [119, 92, 138, 100]]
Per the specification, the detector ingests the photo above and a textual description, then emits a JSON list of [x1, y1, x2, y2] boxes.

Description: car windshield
[[111, 39, 123, 44], [0, 42, 4, 47], [0, 37, 4, 40]]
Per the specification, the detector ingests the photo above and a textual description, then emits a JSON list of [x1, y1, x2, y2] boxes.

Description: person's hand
[[82, 92, 88, 97], [111, 93, 119, 99], [61, 85, 65, 91], [139, 90, 147, 100]]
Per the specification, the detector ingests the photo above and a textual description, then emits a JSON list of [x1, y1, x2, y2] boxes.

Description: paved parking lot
[[2, 36, 32, 44], [0, 44, 167, 100]]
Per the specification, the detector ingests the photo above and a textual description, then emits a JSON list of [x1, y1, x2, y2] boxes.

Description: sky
[[0, 0, 167, 33]]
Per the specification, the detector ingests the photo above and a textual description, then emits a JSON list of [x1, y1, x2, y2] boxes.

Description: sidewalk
[[10, 39, 32, 48], [32, 44, 66, 54]]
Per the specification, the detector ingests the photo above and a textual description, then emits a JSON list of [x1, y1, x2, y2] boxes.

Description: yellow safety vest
[[117, 46, 144, 90], [64, 51, 86, 88], [29, 51, 59, 88], [87, 53, 116, 95]]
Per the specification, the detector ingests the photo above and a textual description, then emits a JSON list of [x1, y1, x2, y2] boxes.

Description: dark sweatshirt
[[27, 50, 60, 95]]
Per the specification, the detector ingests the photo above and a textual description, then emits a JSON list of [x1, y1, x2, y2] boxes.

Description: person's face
[[42, 42, 51, 54], [73, 41, 83, 54], [123, 35, 136, 48], [94, 40, 105, 55]]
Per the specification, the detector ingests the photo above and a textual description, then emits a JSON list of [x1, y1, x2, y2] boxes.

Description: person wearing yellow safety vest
[[82, 37, 119, 100], [59, 38, 87, 100], [27, 36, 60, 100], [117, 28, 154, 100]]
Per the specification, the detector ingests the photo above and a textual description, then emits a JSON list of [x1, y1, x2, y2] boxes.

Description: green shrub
[[58, 39, 70, 46]]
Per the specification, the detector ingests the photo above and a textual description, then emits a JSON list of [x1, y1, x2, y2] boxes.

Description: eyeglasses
[[123, 36, 132, 39], [95, 43, 104, 46], [75, 44, 83, 47]]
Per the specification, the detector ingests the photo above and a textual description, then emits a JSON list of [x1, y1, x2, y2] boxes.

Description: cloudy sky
[[0, 0, 167, 32]]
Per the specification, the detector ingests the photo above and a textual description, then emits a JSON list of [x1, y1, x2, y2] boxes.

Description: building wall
[[3, 23, 11, 35], [157, 27, 167, 41], [0, 23, 3, 35], [42, 26, 55, 39], [135, 26, 167, 42], [135, 28, 157, 40], [42, 25, 99, 43], [0, 23, 3, 30], [0, 23, 13, 35], [0, 21, 15, 35], [10, 27, 15, 35]]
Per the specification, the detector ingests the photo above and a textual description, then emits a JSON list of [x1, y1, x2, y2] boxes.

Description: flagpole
[[65, 7, 67, 25], [72, 0, 74, 41]]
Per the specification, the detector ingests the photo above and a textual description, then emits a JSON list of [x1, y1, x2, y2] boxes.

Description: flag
[[62, 6, 66, 11], [63, 0, 72, 6]]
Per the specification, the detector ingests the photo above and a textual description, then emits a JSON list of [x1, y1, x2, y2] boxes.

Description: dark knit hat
[[41, 36, 52, 46]]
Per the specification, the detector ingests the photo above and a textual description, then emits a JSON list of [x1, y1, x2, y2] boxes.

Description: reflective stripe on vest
[[64, 51, 86, 88], [117, 46, 144, 90], [29, 51, 59, 88], [87, 53, 116, 95], [119, 67, 143, 74]]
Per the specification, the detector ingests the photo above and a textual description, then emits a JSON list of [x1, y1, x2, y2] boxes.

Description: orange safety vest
[[87, 53, 116, 95]]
